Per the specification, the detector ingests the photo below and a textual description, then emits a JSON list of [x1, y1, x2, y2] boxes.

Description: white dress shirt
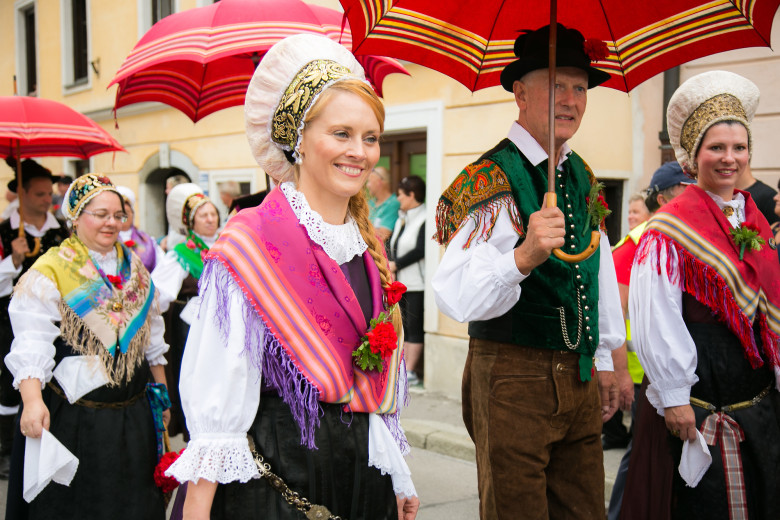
[[432, 123, 625, 370], [0, 211, 63, 297]]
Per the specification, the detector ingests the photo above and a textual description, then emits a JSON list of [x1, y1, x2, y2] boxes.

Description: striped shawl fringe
[[57, 299, 150, 387], [636, 230, 780, 370], [434, 193, 523, 249]]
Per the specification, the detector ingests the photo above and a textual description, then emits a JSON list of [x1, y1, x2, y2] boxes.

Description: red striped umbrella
[[339, 0, 780, 93], [0, 95, 125, 252], [0, 96, 125, 159], [109, 0, 410, 123]]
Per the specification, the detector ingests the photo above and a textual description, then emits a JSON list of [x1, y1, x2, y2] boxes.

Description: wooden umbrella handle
[[543, 192, 600, 263]]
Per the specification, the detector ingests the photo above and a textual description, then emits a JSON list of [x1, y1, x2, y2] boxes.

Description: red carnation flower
[[583, 39, 609, 62], [744, 223, 761, 233], [597, 194, 609, 210], [124, 239, 136, 248], [154, 449, 185, 494], [366, 321, 398, 358], [186, 239, 196, 249], [106, 274, 123, 290], [385, 281, 407, 306]]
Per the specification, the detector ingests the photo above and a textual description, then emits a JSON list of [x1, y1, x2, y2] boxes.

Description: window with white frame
[[63, 0, 89, 87], [16, 1, 37, 96], [138, 0, 176, 38]]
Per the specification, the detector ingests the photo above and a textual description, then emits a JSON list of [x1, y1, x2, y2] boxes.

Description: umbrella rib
[[471, 0, 510, 92], [596, 0, 629, 92], [727, 0, 772, 47]]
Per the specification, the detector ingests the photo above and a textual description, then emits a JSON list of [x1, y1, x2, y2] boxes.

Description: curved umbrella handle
[[543, 192, 600, 263]]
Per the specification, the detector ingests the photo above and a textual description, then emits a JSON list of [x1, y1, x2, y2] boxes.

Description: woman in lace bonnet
[[167, 34, 419, 519]]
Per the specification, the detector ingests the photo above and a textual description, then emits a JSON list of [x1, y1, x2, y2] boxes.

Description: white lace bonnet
[[244, 33, 366, 183], [667, 70, 759, 174]]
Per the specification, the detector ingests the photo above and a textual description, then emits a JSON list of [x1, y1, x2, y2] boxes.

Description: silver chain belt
[[558, 286, 583, 350]]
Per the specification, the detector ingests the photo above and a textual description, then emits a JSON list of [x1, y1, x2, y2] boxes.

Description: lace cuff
[[145, 353, 167, 367], [368, 414, 417, 498], [166, 434, 259, 484], [13, 367, 48, 390]]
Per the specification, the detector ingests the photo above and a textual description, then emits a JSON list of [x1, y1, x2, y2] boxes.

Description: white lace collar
[[280, 182, 368, 265], [90, 247, 119, 276]]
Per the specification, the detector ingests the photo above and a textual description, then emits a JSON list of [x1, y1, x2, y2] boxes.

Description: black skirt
[[211, 396, 397, 520], [6, 346, 165, 520]]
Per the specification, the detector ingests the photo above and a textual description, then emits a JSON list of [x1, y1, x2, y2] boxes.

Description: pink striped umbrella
[[109, 0, 410, 123]]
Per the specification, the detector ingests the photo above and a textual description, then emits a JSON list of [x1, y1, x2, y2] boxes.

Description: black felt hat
[[5, 157, 55, 193], [500, 23, 611, 92]]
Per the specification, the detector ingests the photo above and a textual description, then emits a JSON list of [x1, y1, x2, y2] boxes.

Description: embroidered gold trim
[[680, 94, 747, 155], [271, 59, 353, 151]]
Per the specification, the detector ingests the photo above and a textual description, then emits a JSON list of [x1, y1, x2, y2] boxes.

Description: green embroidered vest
[[467, 140, 601, 377]]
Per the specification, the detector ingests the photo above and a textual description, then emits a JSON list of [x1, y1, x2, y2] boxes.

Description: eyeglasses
[[81, 210, 128, 223]]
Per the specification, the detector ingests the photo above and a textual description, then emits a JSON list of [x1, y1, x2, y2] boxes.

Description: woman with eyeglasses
[[4, 174, 170, 519], [151, 183, 219, 441]]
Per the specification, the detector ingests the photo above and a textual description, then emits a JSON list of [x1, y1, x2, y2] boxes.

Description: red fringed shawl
[[635, 185, 780, 370]]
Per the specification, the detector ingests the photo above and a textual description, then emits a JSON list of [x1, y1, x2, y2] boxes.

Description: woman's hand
[[396, 494, 420, 520], [18, 379, 49, 438], [182, 479, 218, 520], [163, 409, 171, 428], [664, 404, 697, 441]]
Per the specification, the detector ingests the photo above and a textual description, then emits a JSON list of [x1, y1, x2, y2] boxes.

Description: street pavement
[[0, 387, 626, 519]]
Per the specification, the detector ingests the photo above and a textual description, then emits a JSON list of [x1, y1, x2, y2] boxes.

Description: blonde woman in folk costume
[[167, 34, 419, 520]]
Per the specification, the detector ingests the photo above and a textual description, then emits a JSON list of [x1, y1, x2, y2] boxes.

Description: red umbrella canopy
[[339, 0, 780, 92], [0, 96, 125, 159], [109, 0, 410, 123]]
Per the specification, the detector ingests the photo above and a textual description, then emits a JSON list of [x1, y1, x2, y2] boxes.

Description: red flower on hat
[[97, 176, 111, 185], [583, 39, 609, 62]]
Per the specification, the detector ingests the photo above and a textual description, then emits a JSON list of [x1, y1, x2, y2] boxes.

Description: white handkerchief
[[678, 430, 712, 487], [53, 356, 109, 403], [23, 429, 79, 503]]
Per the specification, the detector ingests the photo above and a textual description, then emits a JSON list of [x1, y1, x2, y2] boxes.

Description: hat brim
[[500, 58, 611, 92]]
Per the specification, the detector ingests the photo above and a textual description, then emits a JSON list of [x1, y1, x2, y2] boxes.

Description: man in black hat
[[432, 24, 624, 519], [0, 158, 69, 479]]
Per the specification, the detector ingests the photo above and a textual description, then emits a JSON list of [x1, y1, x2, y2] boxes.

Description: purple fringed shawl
[[204, 187, 406, 449]]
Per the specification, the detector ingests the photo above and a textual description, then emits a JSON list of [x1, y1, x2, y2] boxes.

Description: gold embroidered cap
[[667, 71, 759, 174], [64, 174, 121, 221], [166, 183, 212, 234], [245, 33, 366, 183]]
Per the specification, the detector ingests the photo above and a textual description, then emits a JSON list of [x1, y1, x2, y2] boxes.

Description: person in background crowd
[[624, 70, 780, 520], [736, 164, 778, 228], [432, 23, 624, 519], [51, 175, 73, 217], [160, 174, 192, 252], [367, 166, 400, 243], [606, 161, 692, 520], [5, 174, 169, 519], [151, 183, 219, 442], [1, 184, 19, 222], [389, 175, 427, 386], [115, 186, 164, 273], [626, 193, 650, 232], [217, 181, 241, 221], [168, 34, 418, 520], [0, 158, 68, 481]]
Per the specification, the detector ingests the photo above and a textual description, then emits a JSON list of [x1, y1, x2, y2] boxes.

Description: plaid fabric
[[700, 412, 748, 520]]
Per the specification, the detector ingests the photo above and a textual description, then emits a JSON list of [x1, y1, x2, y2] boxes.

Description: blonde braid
[[349, 191, 403, 336]]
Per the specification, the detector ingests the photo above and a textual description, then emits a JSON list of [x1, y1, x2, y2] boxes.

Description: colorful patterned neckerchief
[[126, 226, 157, 272], [28, 235, 156, 386], [172, 231, 210, 279], [635, 185, 780, 371], [205, 187, 404, 449]]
